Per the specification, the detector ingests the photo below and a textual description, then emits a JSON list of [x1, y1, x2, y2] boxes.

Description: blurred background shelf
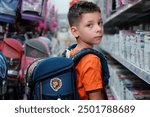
[[100, 47, 150, 85], [104, 0, 150, 28]]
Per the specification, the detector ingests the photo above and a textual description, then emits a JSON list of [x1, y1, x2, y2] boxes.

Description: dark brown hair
[[68, 1, 101, 27]]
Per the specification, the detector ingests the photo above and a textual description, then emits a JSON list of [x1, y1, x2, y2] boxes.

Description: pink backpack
[[19, 37, 51, 83]]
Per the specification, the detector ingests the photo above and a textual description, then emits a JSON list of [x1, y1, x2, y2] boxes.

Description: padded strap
[[71, 48, 106, 65], [64, 44, 110, 86], [40, 81, 42, 100], [26, 58, 41, 83]]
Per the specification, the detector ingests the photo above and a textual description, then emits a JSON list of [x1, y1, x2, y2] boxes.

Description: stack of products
[[101, 0, 140, 21], [100, 30, 150, 74], [108, 60, 150, 100]]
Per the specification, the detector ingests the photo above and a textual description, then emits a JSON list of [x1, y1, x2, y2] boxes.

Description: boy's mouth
[[94, 36, 102, 39]]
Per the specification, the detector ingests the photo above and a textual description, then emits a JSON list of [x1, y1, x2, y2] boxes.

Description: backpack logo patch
[[50, 78, 62, 91]]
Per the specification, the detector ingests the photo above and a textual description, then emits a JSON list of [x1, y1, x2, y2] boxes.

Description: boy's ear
[[70, 26, 79, 38]]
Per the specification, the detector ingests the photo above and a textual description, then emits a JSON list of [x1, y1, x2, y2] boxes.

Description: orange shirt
[[70, 48, 103, 100]]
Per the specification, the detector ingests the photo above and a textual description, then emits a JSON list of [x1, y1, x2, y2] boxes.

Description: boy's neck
[[75, 44, 93, 50]]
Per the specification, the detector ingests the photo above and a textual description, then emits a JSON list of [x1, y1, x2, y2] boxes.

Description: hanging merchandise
[[19, 37, 51, 84], [0, 31, 4, 50], [34, 0, 49, 34], [1, 38, 23, 80], [21, 0, 47, 21], [0, 38, 24, 99], [36, 2, 58, 36], [47, 5, 58, 35], [0, 0, 19, 23]]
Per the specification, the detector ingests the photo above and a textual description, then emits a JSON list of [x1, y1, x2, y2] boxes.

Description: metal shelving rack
[[102, 0, 150, 85], [101, 47, 150, 85], [104, 0, 142, 26], [110, 53, 150, 85], [100, 0, 150, 99], [104, 0, 150, 27]]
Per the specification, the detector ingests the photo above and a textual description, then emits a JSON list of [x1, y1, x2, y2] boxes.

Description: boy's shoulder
[[70, 48, 101, 67], [80, 53, 100, 63], [70, 48, 100, 58], [79, 53, 101, 66]]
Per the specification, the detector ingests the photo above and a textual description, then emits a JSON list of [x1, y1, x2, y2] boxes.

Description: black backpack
[[26, 45, 110, 100]]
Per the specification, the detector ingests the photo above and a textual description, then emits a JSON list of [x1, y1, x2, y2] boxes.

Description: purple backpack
[[0, 0, 19, 23], [21, 0, 47, 21]]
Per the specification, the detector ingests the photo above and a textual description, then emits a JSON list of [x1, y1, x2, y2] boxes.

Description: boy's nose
[[95, 25, 103, 33]]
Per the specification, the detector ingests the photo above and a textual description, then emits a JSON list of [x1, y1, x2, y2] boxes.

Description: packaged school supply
[[21, 0, 47, 21], [0, 0, 19, 23], [0, 52, 7, 98], [26, 44, 110, 100]]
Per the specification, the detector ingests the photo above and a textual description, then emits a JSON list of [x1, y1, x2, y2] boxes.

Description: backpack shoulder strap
[[62, 44, 77, 58], [63, 44, 110, 86], [71, 48, 105, 64]]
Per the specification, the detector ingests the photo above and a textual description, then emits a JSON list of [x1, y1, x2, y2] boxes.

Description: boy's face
[[71, 12, 103, 47]]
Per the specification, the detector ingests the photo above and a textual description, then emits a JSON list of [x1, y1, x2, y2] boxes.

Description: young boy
[[67, 1, 105, 100]]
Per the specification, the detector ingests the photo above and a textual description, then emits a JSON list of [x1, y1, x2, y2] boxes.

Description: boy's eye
[[87, 24, 93, 28], [98, 21, 103, 26]]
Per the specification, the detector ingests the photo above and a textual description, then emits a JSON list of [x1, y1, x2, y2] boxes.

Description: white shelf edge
[[104, 0, 142, 25], [101, 47, 150, 85], [109, 86, 121, 100]]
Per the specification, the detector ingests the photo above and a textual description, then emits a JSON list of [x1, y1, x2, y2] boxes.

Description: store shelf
[[104, 0, 150, 27], [109, 86, 121, 100], [100, 0, 150, 100], [100, 47, 150, 85], [124, 88, 136, 100]]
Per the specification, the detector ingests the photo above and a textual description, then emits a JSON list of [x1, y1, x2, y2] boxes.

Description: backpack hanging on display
[[1, 38, 23, 81], [26, 44, 110, 100], [0, 0, 19, 23], [19, 37, 51, 84], [21, 0, 47, 21], [1, 38, 24, 99], [0, 52, 8, 99]]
